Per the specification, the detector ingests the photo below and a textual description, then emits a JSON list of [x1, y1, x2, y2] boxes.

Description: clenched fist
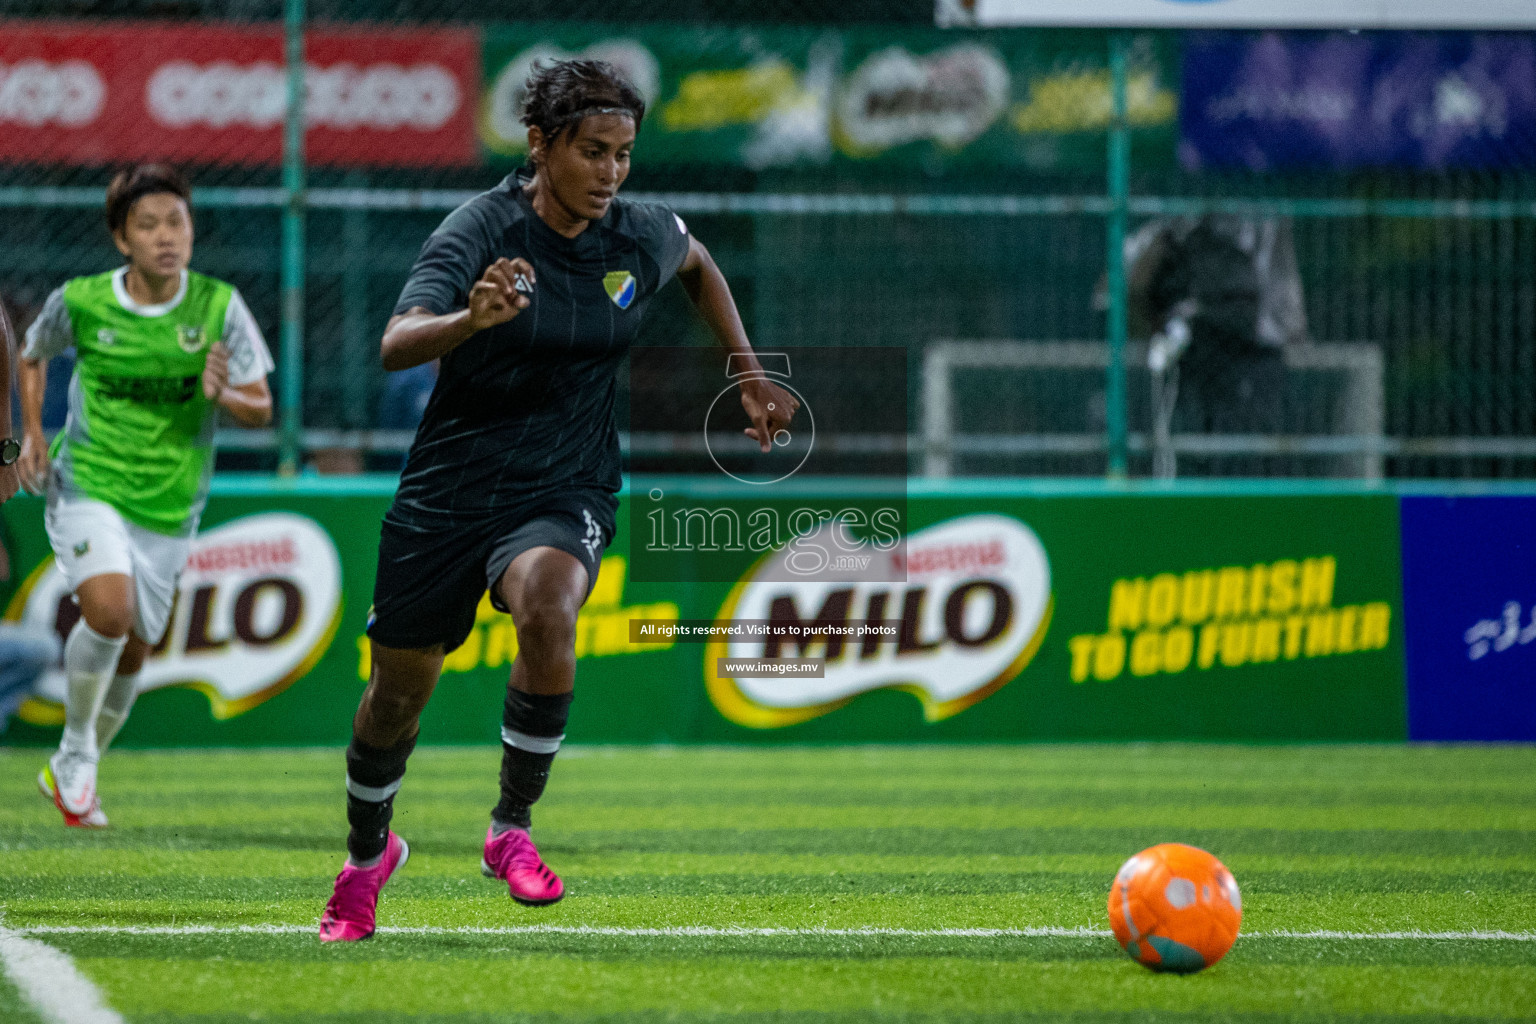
[[468, 258, 536, 332]]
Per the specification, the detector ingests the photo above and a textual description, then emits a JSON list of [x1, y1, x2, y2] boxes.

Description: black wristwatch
[[0, 438, 20, 466]]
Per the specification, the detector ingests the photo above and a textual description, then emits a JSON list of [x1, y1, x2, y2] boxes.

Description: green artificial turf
[[2, 744, 1534, 1021], [0, 968, 44, 1024]]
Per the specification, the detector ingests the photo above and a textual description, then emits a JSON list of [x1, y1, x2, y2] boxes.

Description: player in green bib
[[18, 165, 275, 827]]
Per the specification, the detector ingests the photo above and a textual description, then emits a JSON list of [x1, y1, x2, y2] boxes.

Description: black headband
[[553, 105, 639, 130]]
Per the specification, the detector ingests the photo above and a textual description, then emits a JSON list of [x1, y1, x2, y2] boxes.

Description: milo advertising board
[[703, 514, 1055, 730], [1, 491, 389, 747], [478, 25, 1178, 172], [10, 513, 342, 722], [688, 490, 1405, 742], [0, 484, 1406, 747]]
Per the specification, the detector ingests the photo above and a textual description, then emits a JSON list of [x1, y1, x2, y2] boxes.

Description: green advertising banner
[[479, 25, 1178, 172], [0, 482, 1404, 748]]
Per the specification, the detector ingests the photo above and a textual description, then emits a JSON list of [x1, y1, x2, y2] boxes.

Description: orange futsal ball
[[1108, 842, 1242, 973]]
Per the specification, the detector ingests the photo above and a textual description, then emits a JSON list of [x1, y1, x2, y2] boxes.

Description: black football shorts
[[366, 489, 615, 652]]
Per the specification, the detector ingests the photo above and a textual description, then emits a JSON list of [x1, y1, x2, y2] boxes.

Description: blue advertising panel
[[1401, 496, 1536, 741], [1181, 31, 1536, 171]]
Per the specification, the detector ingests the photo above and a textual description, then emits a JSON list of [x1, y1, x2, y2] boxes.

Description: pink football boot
[[318, 832, 409, 942], [481, 826, 564, 906]]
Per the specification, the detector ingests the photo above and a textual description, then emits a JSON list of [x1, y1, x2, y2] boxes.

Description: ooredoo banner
[[0, 21, 478, 167], [0, 484, 1407, 747]]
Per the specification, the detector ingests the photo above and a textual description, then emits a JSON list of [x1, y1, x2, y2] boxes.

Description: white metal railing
[[922, 339, 1388, 480]]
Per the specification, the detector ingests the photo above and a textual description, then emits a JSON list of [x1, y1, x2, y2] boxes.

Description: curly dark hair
[[520, 59, 645, 156], [106, 164, 191, 235]]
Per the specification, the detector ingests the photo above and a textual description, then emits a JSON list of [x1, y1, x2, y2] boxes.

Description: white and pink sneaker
[[38, 751, 107, 829], [318, 831, 409, 942], [481, 826, 564, 906]]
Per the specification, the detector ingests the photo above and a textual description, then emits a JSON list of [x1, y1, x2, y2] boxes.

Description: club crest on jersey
[[603, 271, 636, 310], [96, 328, 116, 347], [176, 324, 207, 353]]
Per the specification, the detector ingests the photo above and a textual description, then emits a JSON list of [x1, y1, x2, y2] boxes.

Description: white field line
[[0, 925, 124, 1024], [11, 923, 1536, 942]]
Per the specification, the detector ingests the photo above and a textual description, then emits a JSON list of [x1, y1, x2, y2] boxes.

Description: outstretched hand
[[469, 258, 535, 331], [739, 376, 799, 454]]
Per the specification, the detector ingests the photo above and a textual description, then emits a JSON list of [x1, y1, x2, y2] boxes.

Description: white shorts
[[44, 492, 190, 645]]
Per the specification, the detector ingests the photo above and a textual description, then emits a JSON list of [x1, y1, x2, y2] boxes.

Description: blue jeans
[[0, 623, 60, 734]]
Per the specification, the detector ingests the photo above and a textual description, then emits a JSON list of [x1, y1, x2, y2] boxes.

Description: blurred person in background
[[9, 297, 81, 437], [1117, 215, 1308, 477], [308, 447, 366, 475], [1, 299, 20, 503], [376, 358, 439, 472], [41, 352, 76, 432], [378, 359, 438, 432], [0, 533, 60, 735], [1, 303, 48, 730], [17, 164, 275, 827]]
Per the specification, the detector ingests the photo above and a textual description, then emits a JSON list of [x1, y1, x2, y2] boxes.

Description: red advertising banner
[[0, 21, 479, 167]]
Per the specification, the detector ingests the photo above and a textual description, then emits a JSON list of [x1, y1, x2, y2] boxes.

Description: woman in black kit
[[319, 59, 798, 941]]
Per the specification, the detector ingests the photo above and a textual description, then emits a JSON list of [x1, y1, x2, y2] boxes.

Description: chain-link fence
[[2, 3, 1533, 477]]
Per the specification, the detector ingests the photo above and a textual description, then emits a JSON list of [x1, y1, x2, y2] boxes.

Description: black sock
[[492, 689, 573, 829], [345, 731, 418, 863]]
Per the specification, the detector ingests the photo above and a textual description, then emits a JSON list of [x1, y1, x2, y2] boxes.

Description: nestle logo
[[185, 537, 298, 575], [896, 539, 1006, 577]]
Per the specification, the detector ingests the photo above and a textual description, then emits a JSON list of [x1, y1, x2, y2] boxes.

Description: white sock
[[95, 672, 140, 754], [59, 621, 129, 760]]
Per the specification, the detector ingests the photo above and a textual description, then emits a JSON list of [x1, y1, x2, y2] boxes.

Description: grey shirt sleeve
[[394, 205, 495, 317], [21, 286, 73, 362], [650, 206, 692, 283], [620, 202, 692, 296], [222, 289, 277, 386]]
